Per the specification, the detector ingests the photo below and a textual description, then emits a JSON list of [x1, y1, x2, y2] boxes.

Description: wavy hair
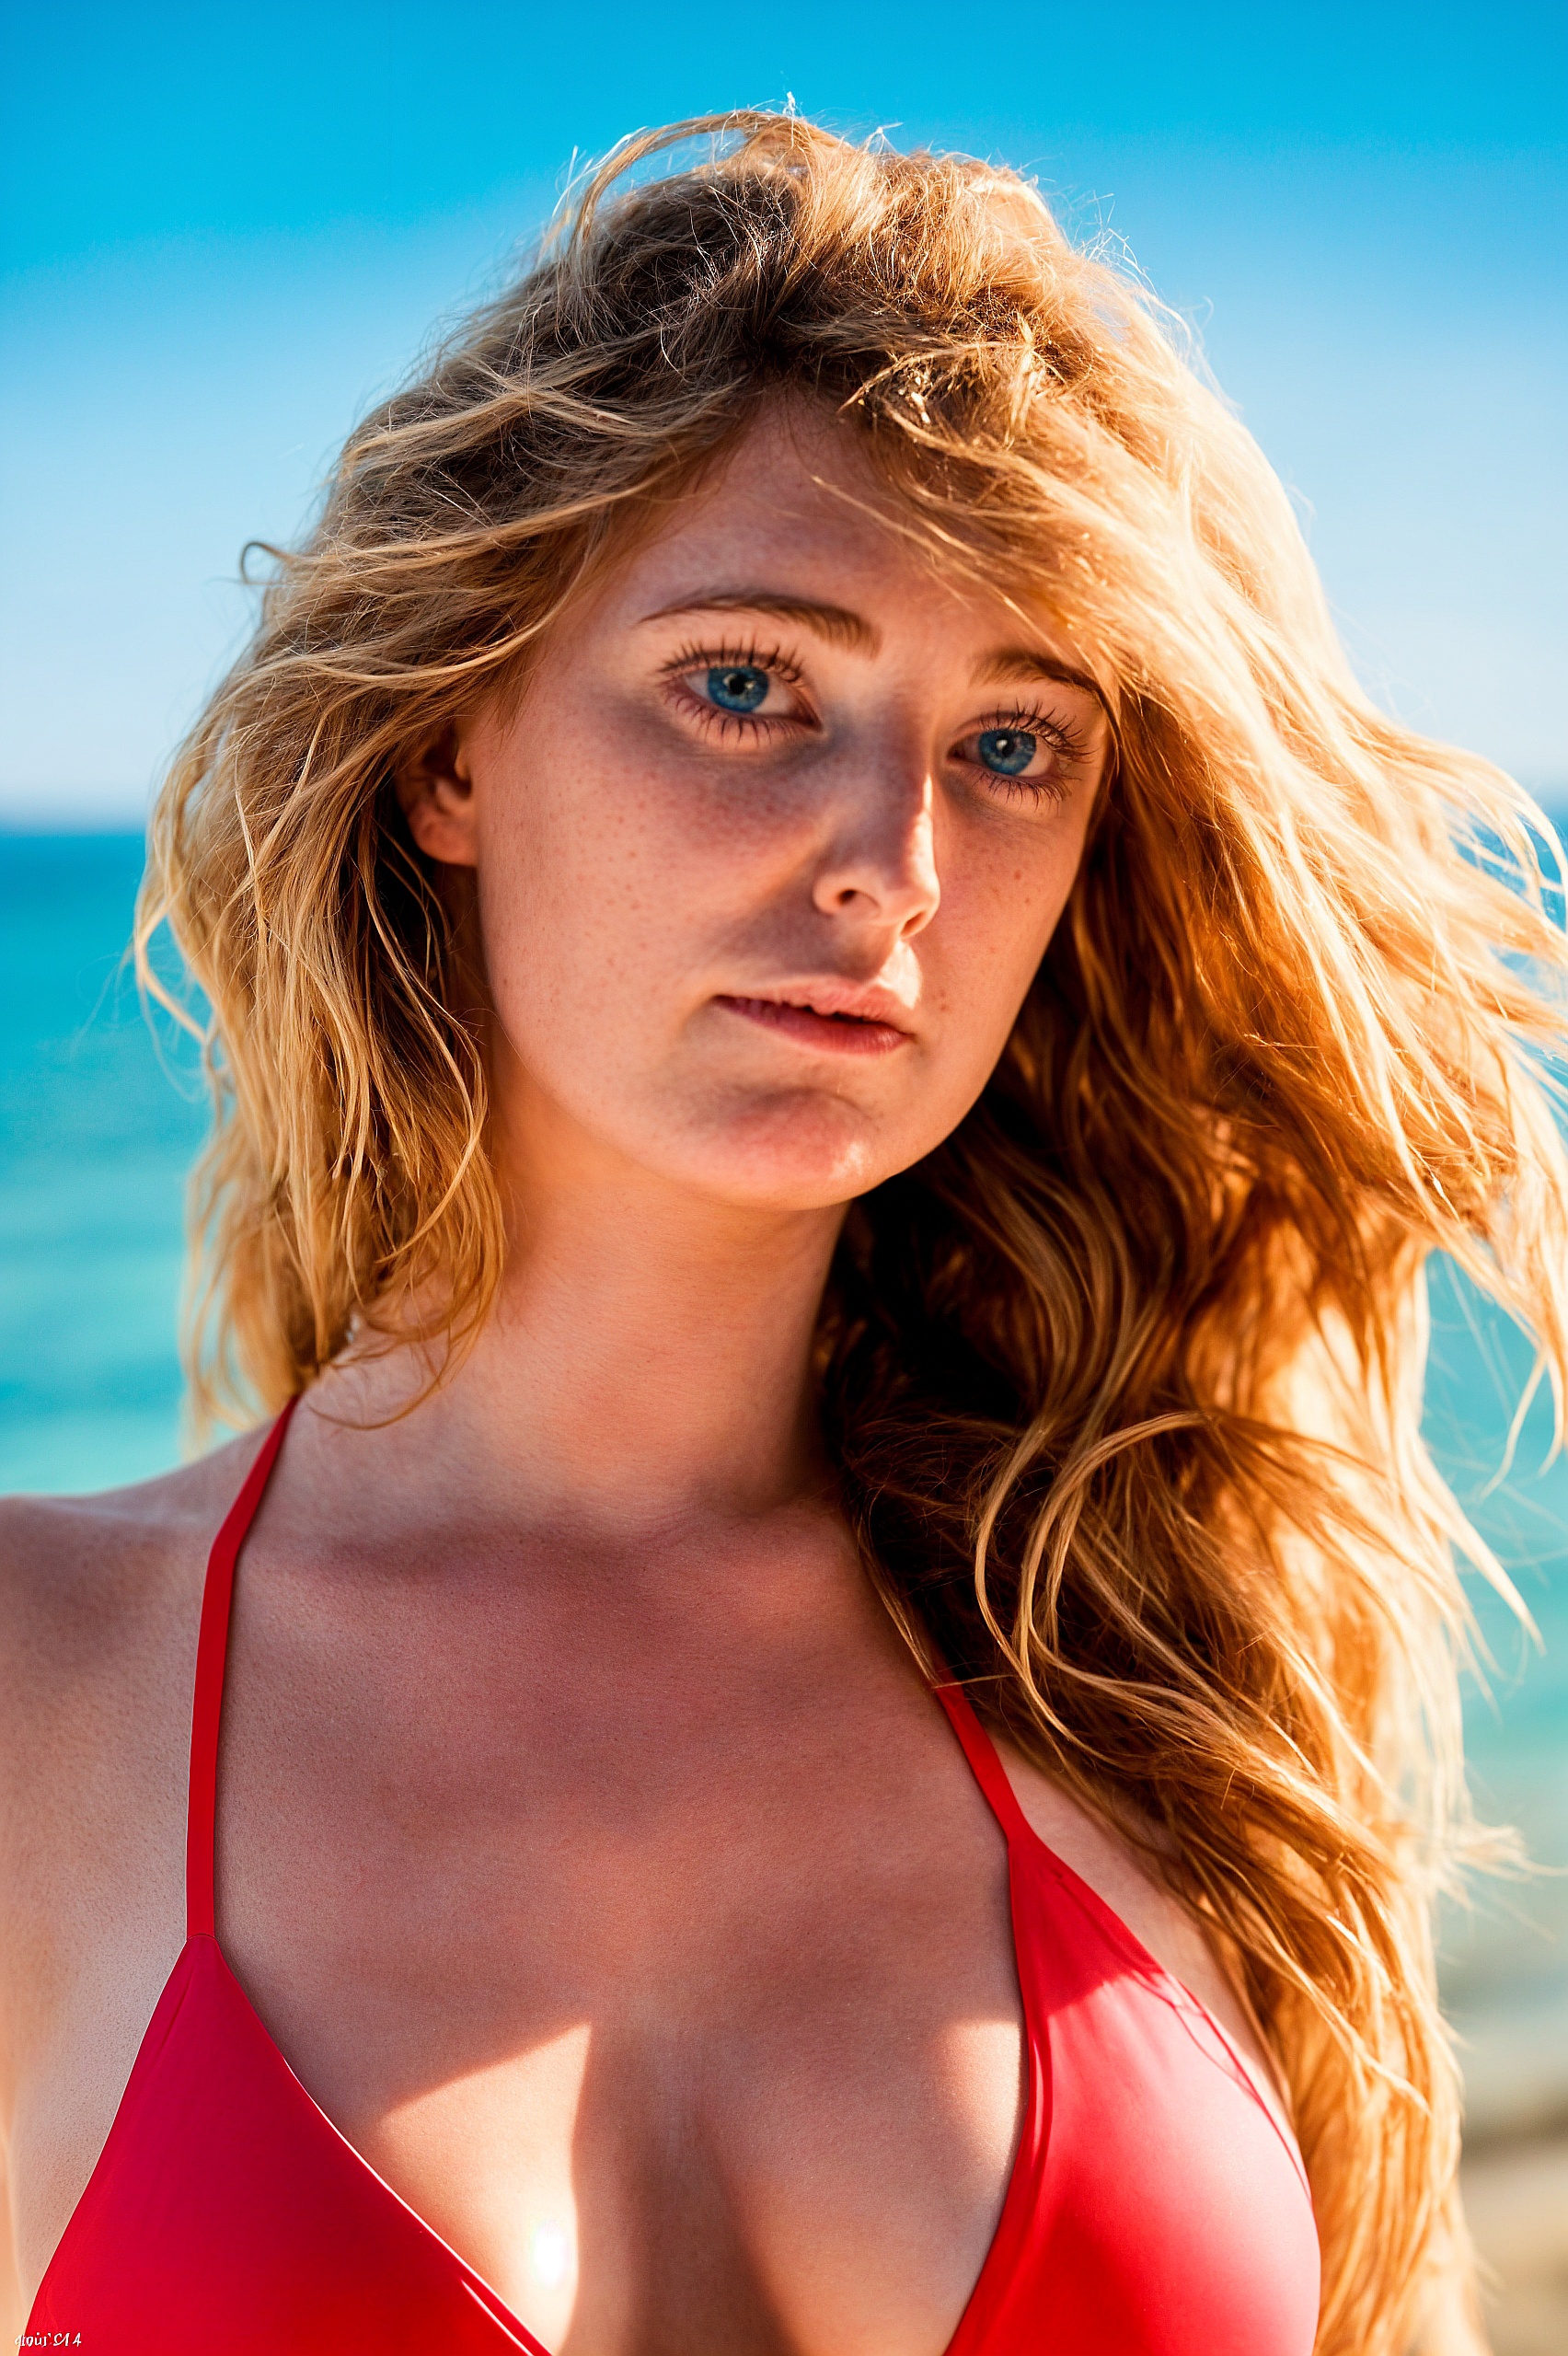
[[138, 111, 1568, 2353]]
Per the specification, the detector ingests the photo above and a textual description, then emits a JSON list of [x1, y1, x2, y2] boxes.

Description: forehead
[[598, 400, 1069, 655]]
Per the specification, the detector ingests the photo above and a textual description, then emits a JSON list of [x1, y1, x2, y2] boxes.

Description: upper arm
[[0, 1496, 75, 2028], [0, 1479, 212, 2298], [0, 1440, 255, 2036], [0, 2131, 24, 2342], [0, 1481, 205, 2097], [0, 1493, 114, 2096]]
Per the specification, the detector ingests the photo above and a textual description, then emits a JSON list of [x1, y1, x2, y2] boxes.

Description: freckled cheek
[[476, 730, 792, 1022], [537, 701, 796, 866], [934, 828, 1079, 1011]]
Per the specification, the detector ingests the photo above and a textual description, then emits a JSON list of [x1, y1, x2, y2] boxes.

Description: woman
[[3, 112, 1563, 2356]]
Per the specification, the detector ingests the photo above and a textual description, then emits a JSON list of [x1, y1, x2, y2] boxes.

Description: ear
[[395, 723, 478, 867]]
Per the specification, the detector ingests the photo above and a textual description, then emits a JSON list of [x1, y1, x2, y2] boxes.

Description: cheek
[[469, 702, 781, 1045], [477, 787, 653, 1054], [931, 815, 1085, 1046]]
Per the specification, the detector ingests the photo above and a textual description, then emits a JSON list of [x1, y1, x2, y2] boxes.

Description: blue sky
[[2, 2, 1563, 818]]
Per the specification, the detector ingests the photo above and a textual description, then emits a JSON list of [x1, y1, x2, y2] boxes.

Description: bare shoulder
[[0, 1433, 267, 1697], [0, 1434, 273, 2280], [992, 1734, 1295, 2133], [0, 1435, 271, 1987]]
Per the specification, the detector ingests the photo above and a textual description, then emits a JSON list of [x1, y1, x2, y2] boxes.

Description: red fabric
[[28, 1406, 1320, 2353]]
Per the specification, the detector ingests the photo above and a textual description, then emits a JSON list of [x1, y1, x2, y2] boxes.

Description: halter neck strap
[[187, 1399, 299, 1938], [930, 1677, 1035, 1852]]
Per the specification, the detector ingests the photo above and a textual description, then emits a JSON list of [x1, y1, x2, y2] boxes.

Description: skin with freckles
[[0, 405, 1285, 2355], [404, 403, 1108, 1222]]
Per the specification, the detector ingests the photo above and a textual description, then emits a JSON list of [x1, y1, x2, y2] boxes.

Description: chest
[[202, 1551, 1026, 2354], [20, 1530, 1322, 2356]]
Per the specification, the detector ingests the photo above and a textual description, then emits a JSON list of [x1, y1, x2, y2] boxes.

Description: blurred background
[[2, 4, 1565, 2343]]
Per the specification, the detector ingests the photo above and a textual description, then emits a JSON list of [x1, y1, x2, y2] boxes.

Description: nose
[[810, 756, 941, 939]]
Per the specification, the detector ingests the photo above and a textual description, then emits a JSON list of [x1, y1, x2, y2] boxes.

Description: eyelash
[[658, 645, 1091, 794], [977, 706, 1091, 759], [964, 706, 1091, 803], [659, 641, 809, 738]]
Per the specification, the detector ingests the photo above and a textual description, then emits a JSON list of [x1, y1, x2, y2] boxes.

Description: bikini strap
[[931, 1678, 1035, 1852], [186, 1398, 299, 1938]]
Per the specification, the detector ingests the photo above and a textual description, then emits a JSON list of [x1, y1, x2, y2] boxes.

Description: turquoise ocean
[[3, 828, 1565, 2133]]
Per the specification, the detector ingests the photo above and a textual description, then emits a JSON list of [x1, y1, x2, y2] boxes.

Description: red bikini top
[[27, 1403, 1319, 2354]]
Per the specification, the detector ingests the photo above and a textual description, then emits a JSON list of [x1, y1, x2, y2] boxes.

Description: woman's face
[[401, 405, 1113, 1212]]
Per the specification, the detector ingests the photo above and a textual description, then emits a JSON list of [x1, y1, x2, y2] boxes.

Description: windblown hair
[[140, 112, 1568, 2352]]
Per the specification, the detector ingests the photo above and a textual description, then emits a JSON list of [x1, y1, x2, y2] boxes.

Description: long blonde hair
[[139, 112, 1568, 2352]]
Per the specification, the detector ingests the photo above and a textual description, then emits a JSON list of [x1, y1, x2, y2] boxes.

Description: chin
[[668, 1088, 917, 1211]]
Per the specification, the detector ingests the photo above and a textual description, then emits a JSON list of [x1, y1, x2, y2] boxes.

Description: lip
[[714, 983, 916, 1057]]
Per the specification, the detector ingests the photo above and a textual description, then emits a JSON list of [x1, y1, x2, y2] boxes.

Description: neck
[[320, 1131, 847, 1539]]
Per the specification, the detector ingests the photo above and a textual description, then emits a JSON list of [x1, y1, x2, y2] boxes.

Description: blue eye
[[976, 727, 1037, 777], [706, 664, 769, 713]]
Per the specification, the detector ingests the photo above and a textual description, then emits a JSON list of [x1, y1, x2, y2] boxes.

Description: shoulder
[[0, 1436, 271, 1940], [0, 1442, 265, 2226], [0, 1434, 267, 1692], [0, 1436, 270, 2041]]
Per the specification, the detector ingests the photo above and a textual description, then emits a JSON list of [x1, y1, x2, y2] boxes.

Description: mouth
[[714, 990, 914, 1057]]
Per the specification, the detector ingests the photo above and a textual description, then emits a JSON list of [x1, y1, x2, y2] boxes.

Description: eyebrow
[[977, 647, 1106, 705], [639, 595, 1108, 710], [639, 593, 880, 653]]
